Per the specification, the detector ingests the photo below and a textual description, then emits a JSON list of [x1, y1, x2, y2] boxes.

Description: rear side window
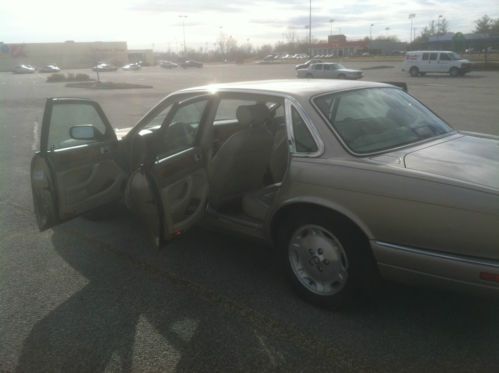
[[291, 107, 318, 153], [324, 65, 331, 70], [430, 53, 438, 61], [215, 99, 256, 122], [422, 53, 429, 61]]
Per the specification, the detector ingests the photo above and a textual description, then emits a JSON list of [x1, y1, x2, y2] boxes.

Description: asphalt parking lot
[[1, 62, 499, 372]]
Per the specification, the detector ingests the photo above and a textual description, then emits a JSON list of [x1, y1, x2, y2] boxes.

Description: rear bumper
[[372, 241, 499, 296]]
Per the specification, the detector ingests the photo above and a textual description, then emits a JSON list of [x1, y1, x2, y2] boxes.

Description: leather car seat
[[242, 120, 290, 221], [208, 103, 273, 209]]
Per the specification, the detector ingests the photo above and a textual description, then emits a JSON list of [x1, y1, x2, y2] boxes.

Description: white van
[[402, 51, 472, 77]]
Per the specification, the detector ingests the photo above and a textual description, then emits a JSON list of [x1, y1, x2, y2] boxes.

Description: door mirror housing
[[70, 125, 98, 140]]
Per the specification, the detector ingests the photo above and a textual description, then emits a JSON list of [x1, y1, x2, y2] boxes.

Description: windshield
[[314, 88, 453, 154]]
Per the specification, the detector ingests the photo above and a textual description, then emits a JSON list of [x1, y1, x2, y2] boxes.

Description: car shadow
[[15, 211, 499, 372], [14, 214, 325, 372]]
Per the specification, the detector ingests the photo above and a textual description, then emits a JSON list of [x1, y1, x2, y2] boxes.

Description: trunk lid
[[403, 133, 499, 190]]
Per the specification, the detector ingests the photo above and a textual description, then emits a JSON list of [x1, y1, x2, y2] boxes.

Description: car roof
[[178, 79, 392, 98]]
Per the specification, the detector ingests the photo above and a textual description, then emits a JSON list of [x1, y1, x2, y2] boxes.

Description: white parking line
[[32, 121, 39, 151]]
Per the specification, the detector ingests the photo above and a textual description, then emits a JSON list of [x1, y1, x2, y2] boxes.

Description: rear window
[[313, 88, 453, 154]]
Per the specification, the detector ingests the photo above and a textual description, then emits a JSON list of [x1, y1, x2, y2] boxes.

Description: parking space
[[1, 63, 499, 372]]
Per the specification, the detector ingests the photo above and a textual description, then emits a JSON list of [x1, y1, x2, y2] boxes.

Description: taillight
[[480, 272, 499, 283]]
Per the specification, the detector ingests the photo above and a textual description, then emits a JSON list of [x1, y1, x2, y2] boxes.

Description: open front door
[[31, 98, 126, 230], [126, 94, 212, 246]]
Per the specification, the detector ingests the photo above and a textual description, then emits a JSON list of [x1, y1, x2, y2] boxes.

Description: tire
[[305, 73, 313, 78], [277, 210, 377, 309], [409, 66, 419, 77], [449, 67, 460, 77]]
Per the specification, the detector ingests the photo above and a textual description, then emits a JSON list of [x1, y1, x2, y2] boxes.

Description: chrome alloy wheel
[[288, 224, 349, 296]]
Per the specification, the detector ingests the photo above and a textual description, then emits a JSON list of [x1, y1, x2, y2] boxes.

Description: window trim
[[284, 98, 324, 158]]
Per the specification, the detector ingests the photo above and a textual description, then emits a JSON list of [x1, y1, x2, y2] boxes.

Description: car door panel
[[31, 98, 126, 230], [154, 150, 208, 237], [125, 94, 213, 244]]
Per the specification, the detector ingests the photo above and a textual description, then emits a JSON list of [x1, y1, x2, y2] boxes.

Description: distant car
[[122, 63, 141, 71], [297, 63, 363, 80], [180, 60, 203, 68], [92, 63, 118, 72], [12, 64, 35, 74], [159, 60, 178, 69], [295, 59, 322, 70], [38, 64, 61, 73], [402, 51, 472, 77]]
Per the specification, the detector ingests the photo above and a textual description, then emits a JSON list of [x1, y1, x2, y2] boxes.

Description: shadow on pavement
[[14, 218, 331, 372], [14, 211, 499, 372]]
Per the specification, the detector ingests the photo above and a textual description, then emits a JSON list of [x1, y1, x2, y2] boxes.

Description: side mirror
[[70, 125, 97, 140]]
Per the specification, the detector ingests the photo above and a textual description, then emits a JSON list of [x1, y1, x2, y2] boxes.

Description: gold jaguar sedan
[[31, 80, 499, 308]]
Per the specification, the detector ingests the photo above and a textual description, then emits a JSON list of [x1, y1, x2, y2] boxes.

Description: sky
[[1, 0, 498, 51]]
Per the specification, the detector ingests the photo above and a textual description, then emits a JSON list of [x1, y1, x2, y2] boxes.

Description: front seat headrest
[[236, 103, 271, 127]]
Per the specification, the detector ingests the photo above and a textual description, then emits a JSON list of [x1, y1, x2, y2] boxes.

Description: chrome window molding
[[155, 146, 194, 164]]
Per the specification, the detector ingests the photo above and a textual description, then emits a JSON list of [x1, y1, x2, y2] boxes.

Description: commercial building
[[0, 41, 128, 71], [311, 35, 368, 57], [128, 49, 155, 66]]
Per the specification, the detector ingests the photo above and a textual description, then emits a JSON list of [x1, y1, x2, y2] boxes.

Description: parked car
[[159, 60, 178, 69], [295, 59, 322, 70], [30, 80, 499, 308], [12, 64, 35, 74], [92, 63, 118, 72], [297, 63, 363, 80], [180, 60, 203, 68], [38, 64, 61, 73], [122, 63, 141, 71], [402, 50, 472, 77]]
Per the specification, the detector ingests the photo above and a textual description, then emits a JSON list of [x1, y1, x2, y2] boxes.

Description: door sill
[[206, 204, 262, 230]]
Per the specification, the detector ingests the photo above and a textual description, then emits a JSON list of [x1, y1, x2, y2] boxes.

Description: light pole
[[179, 15, 188, 56], [409, 14, 415, 43], [329, 19, 334, 36], [370, 23, 374, 40], [309, 0, 312, 58]]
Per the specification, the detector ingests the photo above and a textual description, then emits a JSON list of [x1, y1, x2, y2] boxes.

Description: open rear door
[[31, 98, 126, 230], [125, 94, 212, 246]]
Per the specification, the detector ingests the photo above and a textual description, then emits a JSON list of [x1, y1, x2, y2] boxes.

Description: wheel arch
[[268, 198, 374, 247]]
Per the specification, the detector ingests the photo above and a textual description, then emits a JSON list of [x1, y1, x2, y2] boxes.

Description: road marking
[[32, 121, 39, 151]]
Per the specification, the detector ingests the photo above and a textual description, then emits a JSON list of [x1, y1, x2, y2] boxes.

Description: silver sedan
[[297, 63, 363, 79]]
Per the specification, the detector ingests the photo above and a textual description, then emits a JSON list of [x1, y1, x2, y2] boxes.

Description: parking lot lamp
[[409, 14, 416, 43], [309, 0, 312, 58], [179, 15, 188, 56]]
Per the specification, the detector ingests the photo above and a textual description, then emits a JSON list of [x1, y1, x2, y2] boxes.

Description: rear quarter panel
[[275, 157, 499, 260]]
